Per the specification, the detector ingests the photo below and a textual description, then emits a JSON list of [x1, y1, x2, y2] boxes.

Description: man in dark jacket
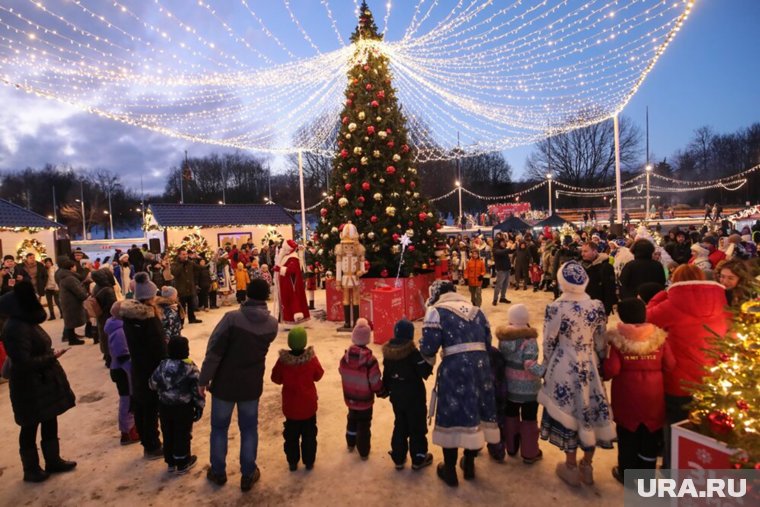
[[119, 273, 167, 459], [199, 279, 277, 492], [619, 239, 666, 299], [128, 244, 145, 273], [1, 255, 30, 296], [55, 258, 88, 345], [665, 230, 691, 265], [22, 253, 47, 298], [171, 248, 201, 324], [91, 268, 118, 363], [580, 242, 617, 315], [491, 238, 512, 305]]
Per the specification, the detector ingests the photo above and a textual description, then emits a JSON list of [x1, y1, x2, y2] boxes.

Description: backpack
[[83, 295, 103, 318]]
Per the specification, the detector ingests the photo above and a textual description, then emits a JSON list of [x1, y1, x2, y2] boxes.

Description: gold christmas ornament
[[385, 206, 396, 216]]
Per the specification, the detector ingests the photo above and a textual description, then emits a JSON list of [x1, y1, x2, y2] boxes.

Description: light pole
[[107, 189, 114, 239], [645, 164, 653, 220], [455, 180, 463, 230], [546, 173, 553, 215], [78, 180, 86, 240]]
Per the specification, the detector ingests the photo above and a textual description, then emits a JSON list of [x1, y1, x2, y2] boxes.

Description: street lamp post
[[455, 180, 463, 230], [546, 173, 553, 215], [107, 189, 114, 239], [79, 180, 86, 240], [645, 164, 653, 220]]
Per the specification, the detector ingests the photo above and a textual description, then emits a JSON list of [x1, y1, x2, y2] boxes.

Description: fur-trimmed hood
[[119, 298, 157, 320], [607, 322, 667, 355], [277, 346, 315, 366], [382, 340, 415, 360], [495, 325, 538, 341]]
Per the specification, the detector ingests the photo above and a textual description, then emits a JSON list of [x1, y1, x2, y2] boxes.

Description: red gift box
[[325, 274, 433, 322], [671, 420, 736, 470], [371, 286, 404, 344]]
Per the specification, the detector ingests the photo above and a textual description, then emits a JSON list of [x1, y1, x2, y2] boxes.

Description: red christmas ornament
[[361, 181, 370, 191], [418, 212, 427, 221], [410, 181, 416, 189], [354, 209, 362, 217], [350, 167, 358, 174], [720, 353, 730, 362], [358, 196, 365, 203], [408, 221, 413, 226], [320, 208, 327, 217], [346, 99, 353, 106], [353, 78, 359, 85], [399, 178, 405, 184], [392, 233, 400, 242], [408, 245, 415, 252], [338, 223, 345, 231], [436, 223, 442, 229], [338, 140, 343, 147], [363, 65, 370, 71], [349, 92, 355, 99], [345, 183, 352, 191], [376, 90, 385, 99], [371, 100, 379, 108], [387, 141, 395, 149], [401, 144, 410, 153], [367, 126, 375, 135], [386, 166, 396, 174], [755, 463, 760, 470], [370, 215, 378, 223], [380, 268, 389, 278], [707, 411, 735, 435], [342, 116, 349, 124], [364, 260, 370, 272], [365, 83, 373, 91], [340, 149, 348, 158], [386, 128, 393, 134], [737, 399, 750, 411]]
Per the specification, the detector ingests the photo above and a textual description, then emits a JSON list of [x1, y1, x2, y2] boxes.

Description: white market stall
[[0, 198, 63, 261], [145, 203, 296, 255]]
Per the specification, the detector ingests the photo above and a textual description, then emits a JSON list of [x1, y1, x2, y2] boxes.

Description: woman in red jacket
[[646, 265, 729, 469], [271, 327, 324, 471], [604, 298, 675, 483]]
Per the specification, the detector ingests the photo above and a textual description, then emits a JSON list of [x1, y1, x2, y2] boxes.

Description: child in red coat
[[271, 326, 324, 471], [603, 298, 675, 484]]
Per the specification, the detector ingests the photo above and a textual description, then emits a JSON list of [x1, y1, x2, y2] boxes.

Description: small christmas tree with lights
[[315, 1, 442, 277], [688, 299, 760, 469]]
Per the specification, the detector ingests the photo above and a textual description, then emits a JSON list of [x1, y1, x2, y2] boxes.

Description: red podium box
[[325, 274, 433, 322], [671, 420, 736, 470], [371, 286, 404, 345]]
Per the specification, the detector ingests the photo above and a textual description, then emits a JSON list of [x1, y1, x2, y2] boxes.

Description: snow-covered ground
[[0, 285, 625, 507]]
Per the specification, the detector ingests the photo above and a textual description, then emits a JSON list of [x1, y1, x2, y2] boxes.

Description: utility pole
[[456, 131, 463, 229], [80, 180, 87, 240], [107, 189, 115, 240], [221, 158, 227, 204], [52, 186, 58, 222], [181, 150, 187, 204]]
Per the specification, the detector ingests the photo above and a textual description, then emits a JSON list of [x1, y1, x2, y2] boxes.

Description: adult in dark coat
[[22, 253, 47, 297], [118, 272, 167, 458], [1, 255, 31, 296], [0, 281, 76, 482], [55, 258, 88, 345], [580, 242, 617, 315], [170, 248, 201, 324], [127, 245, 145, 274], [664, 231, 691, 265], [619, 240, 667, 299], [197, 258, 213, 311], [491, 239, 513, 305], [91, 268, 118, 362]]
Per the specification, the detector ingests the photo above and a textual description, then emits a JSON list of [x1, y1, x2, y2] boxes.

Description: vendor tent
[[492, 216, 531, 233], [535, 214, 572, 228]]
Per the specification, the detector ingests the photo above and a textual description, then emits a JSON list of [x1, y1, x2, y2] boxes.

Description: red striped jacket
[[338, 344, 383, 411]]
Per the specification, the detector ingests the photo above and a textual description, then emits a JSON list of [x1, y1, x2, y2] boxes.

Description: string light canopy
[[0, 0, 695, 160]]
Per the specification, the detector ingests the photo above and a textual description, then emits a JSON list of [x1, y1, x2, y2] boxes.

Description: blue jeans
[[210, 397, 259, 476]]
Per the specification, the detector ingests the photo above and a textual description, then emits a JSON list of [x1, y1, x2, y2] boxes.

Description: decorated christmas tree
[[315, 1, 442, 277], [688, 299, 760, 468]]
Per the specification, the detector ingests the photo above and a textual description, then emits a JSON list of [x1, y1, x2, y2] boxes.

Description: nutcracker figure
[[304, 241, 318, 310], [335, 222, 366, 331]]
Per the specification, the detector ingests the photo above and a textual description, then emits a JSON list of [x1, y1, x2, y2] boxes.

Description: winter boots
[[20, 448, 49, 483], [63, 328, 84, 346], [519, 420, 543, 464], [338, 305, 361, 332], [459, 450, 476, 480], [556, 462, 581, 487], [505, 416, 520, 457], [120, 426, 140, 446], [41, 439, 77, 474], [308, 300, 315, 310], [436, 463, 458, 487]]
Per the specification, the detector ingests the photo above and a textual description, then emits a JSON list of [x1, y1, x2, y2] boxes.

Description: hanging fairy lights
[[0, 0, 696, 158]]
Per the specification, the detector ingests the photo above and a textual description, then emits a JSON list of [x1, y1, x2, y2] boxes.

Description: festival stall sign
[[146, 203, 295, 256], [671, 420, 736, 470], [487, 203, 532, 222], [0, 198, 63, 261]]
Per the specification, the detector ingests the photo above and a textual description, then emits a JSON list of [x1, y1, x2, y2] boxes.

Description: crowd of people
[[0, 216, 758, 494]]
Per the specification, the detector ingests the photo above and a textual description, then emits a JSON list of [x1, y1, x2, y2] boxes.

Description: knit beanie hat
[[391, 319, 414, 344], [133, 272, 158, 301], [635, 282, 665, 304], [507, 304, 530, 328], [288, 326, 307, 352], [246, 278, 270, 301], [557, 261, 589, 294], [161, 286, 178, 299], [168, 337, 190, 360], [617, 298, 646, 324], [352, 318, 372, 346]]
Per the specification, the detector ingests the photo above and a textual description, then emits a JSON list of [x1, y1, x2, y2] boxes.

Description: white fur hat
[[507, 304, 530, 328], [557, 261, 589, 294]]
